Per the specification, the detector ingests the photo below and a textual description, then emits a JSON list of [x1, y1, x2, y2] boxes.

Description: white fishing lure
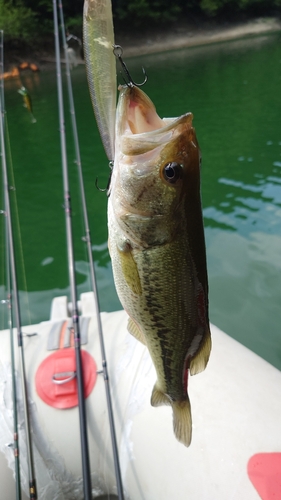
[[83, 0, 116, 161]]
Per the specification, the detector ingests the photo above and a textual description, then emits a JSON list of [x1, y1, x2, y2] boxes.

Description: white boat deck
[[0, 293, 280, 499]]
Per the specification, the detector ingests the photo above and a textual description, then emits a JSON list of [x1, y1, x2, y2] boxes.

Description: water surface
[[1, 32, 281, 369]]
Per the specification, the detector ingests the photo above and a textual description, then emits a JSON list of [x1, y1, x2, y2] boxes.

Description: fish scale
[[108, 85, 211, 447], [133, 239, 197, 383]]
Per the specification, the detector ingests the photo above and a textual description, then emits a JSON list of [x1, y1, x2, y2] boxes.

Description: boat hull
[[0, 293, 280, 499]]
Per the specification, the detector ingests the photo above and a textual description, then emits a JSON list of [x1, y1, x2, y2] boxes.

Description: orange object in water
[[10, 67, 20, 77], [18, 61, 29, 70], [248, 453, 281, 499], [29, 63, 39, 72], [0, 72, 10, 79], [0, 68, 20, 79]]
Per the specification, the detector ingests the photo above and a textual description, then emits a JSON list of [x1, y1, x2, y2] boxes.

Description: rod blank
[[57, 3, 125, 499], [52, 2, 92, 498], [0, 30, 36, 500]]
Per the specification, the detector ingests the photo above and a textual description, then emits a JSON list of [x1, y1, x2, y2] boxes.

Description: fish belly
[[109, 224, 202, 393]]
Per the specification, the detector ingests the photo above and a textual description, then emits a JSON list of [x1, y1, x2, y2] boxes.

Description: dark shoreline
[[118, 16, 281, 57], [3, 16, 281, 71]]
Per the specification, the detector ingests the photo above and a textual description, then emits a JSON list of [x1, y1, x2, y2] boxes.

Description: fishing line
[[0, 44, 31, 325], [1, 44, 35, 325], [3, 114, 32, 326], [5, 216, 22, 500], [0, 29, 22, 500], [58, 2, 125, 499], [0, 31, 7, 333], [0, 30, 36, 500], [0, 114, 3, 308], [0, 210, 5, 332]]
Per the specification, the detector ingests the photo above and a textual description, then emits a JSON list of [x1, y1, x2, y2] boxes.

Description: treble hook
[[113, 45, 147, 88], [95, 177, 107, 192]]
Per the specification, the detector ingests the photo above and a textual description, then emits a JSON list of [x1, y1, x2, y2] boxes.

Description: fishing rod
[[4, 231, 22, 500], [57, 3, 125, 499], [0, 30, 22, 500], [0, 31, 36, 500], [52, 1, 92, 498]]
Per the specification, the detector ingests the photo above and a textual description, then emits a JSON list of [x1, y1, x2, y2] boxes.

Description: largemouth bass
[[108, 85, 211, 447]]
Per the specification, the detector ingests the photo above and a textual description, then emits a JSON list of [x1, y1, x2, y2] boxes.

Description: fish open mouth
[[125, 85, 164, 134], [117, 85, 193, 157]]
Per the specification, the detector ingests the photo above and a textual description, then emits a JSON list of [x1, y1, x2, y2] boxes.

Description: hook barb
[[95, 177, 107, 192], [95, 161, 113, 194]]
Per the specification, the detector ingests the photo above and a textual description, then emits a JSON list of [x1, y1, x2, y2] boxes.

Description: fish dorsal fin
[[117, 246, 142, 295], [151, 383, 171, 407], [127, 317, 146, 345], [190, 327, 212, 376]]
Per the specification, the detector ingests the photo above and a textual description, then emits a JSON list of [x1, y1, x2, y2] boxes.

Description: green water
[[1, 32, 281, 370]]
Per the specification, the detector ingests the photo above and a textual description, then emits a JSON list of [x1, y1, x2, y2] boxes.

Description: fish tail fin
[[172, 398, 192, 447], [151, 383, 192, 447], [190, 326, 212, 376]]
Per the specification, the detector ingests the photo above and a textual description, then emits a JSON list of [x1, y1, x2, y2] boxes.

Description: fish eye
[[162, 162, 183, 184]]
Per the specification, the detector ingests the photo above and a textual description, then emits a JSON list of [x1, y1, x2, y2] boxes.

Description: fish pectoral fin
[[127, 318, 146, 345], [190, 327, 212, 376], [172, 398, 192, 447], [151, 384, 171, 407], [117, 245, 142, 295]]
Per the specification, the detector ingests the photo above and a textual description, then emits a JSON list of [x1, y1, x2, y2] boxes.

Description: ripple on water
[[41, 257, 54, 266]]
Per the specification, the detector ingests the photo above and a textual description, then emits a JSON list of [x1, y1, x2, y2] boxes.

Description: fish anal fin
[[172, 398, 192, 447], [190, 327, 212, 376], [117, 245, 142, 295], [151, 383, 171, 407], [127, 318, 146, 345]]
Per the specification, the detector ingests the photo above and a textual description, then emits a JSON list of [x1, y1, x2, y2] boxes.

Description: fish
[[107, 84, 211, 447], [18, 86, 36, 123]]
